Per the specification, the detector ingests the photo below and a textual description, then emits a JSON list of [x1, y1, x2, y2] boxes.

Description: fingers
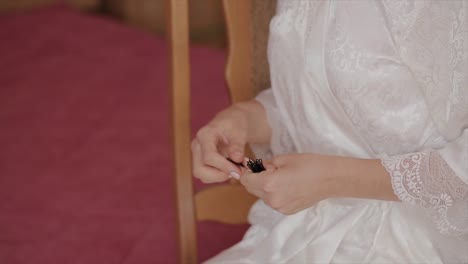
[[228, 149, 244, 164], [196, 127, 242, 175], [241, 169, 305, 215], [275, 198, 307, 215], [240, 168, 291, 211], [192, 140, 230, 183], [240, 171, 264, 198], [240, 168, 276, 198], [225, 138, 245, 163]]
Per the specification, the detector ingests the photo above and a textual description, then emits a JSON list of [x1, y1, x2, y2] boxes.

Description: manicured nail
[[229, 171, 240, 180]]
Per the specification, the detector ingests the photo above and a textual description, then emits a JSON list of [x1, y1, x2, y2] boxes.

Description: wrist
[[232, 100, 271, 144], [331, 156, 397, 201]]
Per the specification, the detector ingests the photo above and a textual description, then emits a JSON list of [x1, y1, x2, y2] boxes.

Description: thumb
[[226, 139, 245, 163]]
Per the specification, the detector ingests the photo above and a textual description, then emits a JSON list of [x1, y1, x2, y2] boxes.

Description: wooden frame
[[223, 0, 253, 102], [168, 1, 256, 263], [167, 0, 197, 263], [193, 0, 256, 226]]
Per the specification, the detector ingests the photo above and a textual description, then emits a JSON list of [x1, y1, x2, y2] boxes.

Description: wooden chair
[[167, 1, 276, 263]]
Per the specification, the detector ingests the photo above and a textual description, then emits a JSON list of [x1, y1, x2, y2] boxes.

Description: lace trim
[[382, 151, 468, 236]]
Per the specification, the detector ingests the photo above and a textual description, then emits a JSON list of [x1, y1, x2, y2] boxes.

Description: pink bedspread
[[0, 5, 248, 264]]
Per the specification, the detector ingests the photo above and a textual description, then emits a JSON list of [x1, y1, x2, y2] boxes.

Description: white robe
[[207, 1, 468, 263]]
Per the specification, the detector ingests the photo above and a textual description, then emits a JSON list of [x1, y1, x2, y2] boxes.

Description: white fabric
[[206, 1, 468, 263]]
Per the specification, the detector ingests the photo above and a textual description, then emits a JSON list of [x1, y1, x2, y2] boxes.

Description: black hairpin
[[227, 157, 265, 173], [246, 158, 266, 173]]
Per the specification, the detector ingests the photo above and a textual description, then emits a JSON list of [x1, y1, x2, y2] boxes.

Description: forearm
[[232, 99, 272, 145], [331, 156, 398, 201]]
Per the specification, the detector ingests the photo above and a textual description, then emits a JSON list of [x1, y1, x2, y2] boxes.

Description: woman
[[192, 1, 468, 263]]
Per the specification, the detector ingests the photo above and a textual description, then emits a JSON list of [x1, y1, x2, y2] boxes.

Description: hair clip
[[246, 158, 266, 173], [227, 157, 265, 173]]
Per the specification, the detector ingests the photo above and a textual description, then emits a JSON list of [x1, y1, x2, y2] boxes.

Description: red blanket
[[0, 5, 248, 263]]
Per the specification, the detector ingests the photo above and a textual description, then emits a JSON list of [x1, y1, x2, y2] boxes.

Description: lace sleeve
[[250, 89, 296, 158], [381, 149, 468, 236]]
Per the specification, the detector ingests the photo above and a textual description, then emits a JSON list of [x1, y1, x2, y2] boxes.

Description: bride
[[192, 1, 468, 263]]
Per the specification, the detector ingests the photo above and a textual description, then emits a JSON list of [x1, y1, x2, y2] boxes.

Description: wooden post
[[223, 0, 253, 102], [167, 0, 198, 263]]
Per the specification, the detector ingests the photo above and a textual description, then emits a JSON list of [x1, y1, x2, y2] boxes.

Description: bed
[[0, 3, 248, 263]]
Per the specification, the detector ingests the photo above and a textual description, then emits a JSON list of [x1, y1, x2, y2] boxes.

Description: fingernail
[[229, 171, 240, 180]]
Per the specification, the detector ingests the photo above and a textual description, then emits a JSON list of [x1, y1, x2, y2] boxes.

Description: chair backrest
[[168, 1, 276, 263]]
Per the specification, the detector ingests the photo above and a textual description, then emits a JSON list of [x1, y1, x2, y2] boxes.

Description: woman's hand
[[240, 153, 397, 215], [192, 100, 271, 183], [240, 154, 337, 214]]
